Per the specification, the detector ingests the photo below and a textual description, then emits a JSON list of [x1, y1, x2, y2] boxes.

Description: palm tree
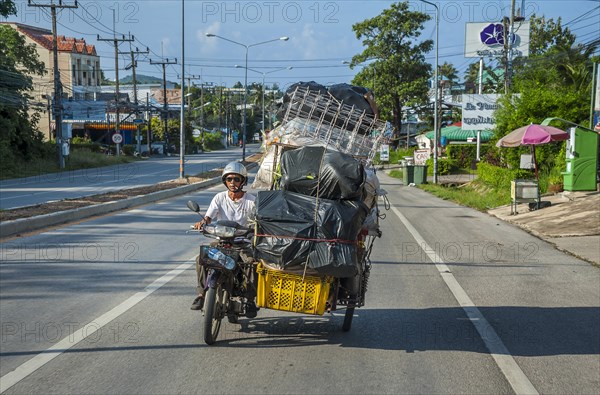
[[438, 62, 458, 94]]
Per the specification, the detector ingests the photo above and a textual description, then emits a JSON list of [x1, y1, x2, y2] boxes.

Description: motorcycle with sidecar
[[187, 200, 377, 345]]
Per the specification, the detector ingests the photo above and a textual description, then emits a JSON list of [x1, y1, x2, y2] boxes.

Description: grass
[[418, 182, 511, 211], [387, 170, 511, 211], [1, 149, 138, 180]]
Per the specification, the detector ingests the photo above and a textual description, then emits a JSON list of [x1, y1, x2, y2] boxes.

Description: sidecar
[[253, 228, 378, 331]]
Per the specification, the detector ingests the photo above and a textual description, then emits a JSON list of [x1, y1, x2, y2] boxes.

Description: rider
[[191, 161, 256, 310]]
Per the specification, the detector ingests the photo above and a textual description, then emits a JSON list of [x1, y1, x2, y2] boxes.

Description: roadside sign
[[112, 133, 123, 144], [380, 144, 390, 161], [132, 118, 144, 124], [414, 149, 430, 165]]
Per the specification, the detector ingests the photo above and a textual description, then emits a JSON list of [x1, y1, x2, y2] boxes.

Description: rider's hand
[[194, 217, 210, 230]]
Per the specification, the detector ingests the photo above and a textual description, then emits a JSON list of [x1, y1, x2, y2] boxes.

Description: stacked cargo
[[252, 83, 388, 278]]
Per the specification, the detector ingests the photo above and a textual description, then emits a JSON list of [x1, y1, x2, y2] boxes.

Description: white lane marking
[[0, 258, 195, 394], [390, 205, 539, 395]]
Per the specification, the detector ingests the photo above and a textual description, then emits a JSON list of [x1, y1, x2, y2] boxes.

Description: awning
[[425, 126, 494, 142]]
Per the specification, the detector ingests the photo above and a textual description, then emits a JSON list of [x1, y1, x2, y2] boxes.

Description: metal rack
[[279, 86, 389, 161]]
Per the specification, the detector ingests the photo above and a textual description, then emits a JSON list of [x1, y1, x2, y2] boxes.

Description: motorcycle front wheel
[[202, 286, 224, 345]]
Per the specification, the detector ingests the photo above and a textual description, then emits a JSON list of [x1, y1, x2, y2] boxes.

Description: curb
[[0, 163, 259, 239], [0, 178, 221, 239]]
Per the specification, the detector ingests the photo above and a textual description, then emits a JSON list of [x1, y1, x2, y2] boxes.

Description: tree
[[464, 62, 503, 93], [493, 15, 597, 173], [351, 2, 433, 142], [1, 1, 48, 173]]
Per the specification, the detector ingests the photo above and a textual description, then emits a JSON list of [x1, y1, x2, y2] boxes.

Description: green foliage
[[0, 1, 17, 17], [121, 144, 135, 156], [70, 139, 103, 153], [351, 2, 433, 136], [419, 182, 511, 211], [1, 142, 136, 180], [0, 22, 47, 170], [0, 6, 49, 175], [446, 145, 482, 169], [476, 161, 532, 190], [202, 132, 224, 151], [425, 157, 456, 175], [373, 146, 416, 164]]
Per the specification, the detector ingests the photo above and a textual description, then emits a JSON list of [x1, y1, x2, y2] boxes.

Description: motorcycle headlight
[[205, 224, 236, 238]]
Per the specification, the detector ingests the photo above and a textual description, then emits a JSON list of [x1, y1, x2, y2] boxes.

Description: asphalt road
[[0, 171, 598, 394], [0, 145, 259, 210]]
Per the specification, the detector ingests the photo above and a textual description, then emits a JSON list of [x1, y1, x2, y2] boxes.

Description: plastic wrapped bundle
[[254, 190, 369, 277], [280, 146, 365, 200], [327, 83, 376, 115]]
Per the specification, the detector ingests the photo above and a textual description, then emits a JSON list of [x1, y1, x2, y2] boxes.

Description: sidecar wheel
[[202, 287, 223, 345], [342, 307, 355, 332]]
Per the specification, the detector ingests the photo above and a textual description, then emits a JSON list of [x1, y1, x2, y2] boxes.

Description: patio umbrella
[[496, 124, 569, 148], [496, 124, 569, 180]]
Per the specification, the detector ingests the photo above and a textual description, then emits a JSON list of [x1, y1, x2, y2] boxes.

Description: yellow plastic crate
[[256, 262, 332, 315]]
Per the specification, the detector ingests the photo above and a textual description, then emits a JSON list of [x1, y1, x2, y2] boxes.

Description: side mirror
[[187, 200, 200, 213]]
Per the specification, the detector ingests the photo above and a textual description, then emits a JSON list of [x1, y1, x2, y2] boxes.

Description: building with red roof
[[2, 22, 102, 139]]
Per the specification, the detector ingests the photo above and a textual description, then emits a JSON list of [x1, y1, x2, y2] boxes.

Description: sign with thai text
[[461, 94, 501, 131]]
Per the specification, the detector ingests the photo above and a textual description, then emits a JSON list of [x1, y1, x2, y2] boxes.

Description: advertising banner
[[461, 94, 501, 131], [465, 22, 530, 58]]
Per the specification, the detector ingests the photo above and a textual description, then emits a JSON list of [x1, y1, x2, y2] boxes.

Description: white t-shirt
[[205, 191, 256, 226]]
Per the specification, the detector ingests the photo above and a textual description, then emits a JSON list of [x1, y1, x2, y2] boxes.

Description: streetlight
[[179, 0, 185, 178], [416, 0, 439, 184], [205, 33, 289, 161], [235, 65, 292, 135]]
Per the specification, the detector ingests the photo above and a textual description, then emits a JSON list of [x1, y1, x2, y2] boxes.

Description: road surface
[[0, 171, 598, 394]]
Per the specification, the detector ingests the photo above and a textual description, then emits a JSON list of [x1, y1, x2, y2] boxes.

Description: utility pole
[[146, 92, 151, 154], [121, 46, 149, 155], [200, 81, 214, 150], [97, 18, 134, 156], [28, 0, 78, 169], [503, 0, 517, 94], [150, 58, 177, 154]]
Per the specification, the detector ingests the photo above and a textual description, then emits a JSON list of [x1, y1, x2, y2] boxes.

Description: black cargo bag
[[253, 190, 368, 278], [280, 146, 365, 200]]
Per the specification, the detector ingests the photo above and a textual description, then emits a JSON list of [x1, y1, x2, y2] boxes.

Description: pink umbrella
[[496, 124, 569, 148], [496, 124, 569, 181]]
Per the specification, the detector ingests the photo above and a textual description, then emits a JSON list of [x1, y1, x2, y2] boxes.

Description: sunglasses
[[226, 176, 242, 183]]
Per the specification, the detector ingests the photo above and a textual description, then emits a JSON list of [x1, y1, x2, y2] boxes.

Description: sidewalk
[[487, 190, 600, 265]]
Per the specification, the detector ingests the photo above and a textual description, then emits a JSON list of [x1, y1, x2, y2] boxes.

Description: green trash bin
[[402, 166, 415, 185], [413, 165, 428, 184]]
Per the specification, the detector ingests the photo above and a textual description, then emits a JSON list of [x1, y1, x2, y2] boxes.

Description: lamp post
[[235, 65, 292, 136], [205, 33, 289, 161], [417, 0, 439, 184], [179, 0, 185, 178]]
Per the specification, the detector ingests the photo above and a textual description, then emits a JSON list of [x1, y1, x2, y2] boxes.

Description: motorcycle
[[187, 200, 256, 345], [187, 200, 375, 345]]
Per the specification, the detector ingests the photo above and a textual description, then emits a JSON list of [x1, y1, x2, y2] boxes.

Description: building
[[2, 22, 102, 139]]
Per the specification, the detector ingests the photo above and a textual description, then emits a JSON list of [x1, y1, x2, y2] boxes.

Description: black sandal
[[190, 295, 204, 310]]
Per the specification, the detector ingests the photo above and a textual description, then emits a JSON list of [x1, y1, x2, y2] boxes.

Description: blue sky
[[6, 1, 600, 91]]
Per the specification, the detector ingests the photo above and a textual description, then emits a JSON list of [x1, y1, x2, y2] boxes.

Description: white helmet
[[222, 162, 248, 186]]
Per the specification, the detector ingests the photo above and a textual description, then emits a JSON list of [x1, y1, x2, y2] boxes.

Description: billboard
[[461, 94, 501, 131], [465, 21, 530, 58]]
